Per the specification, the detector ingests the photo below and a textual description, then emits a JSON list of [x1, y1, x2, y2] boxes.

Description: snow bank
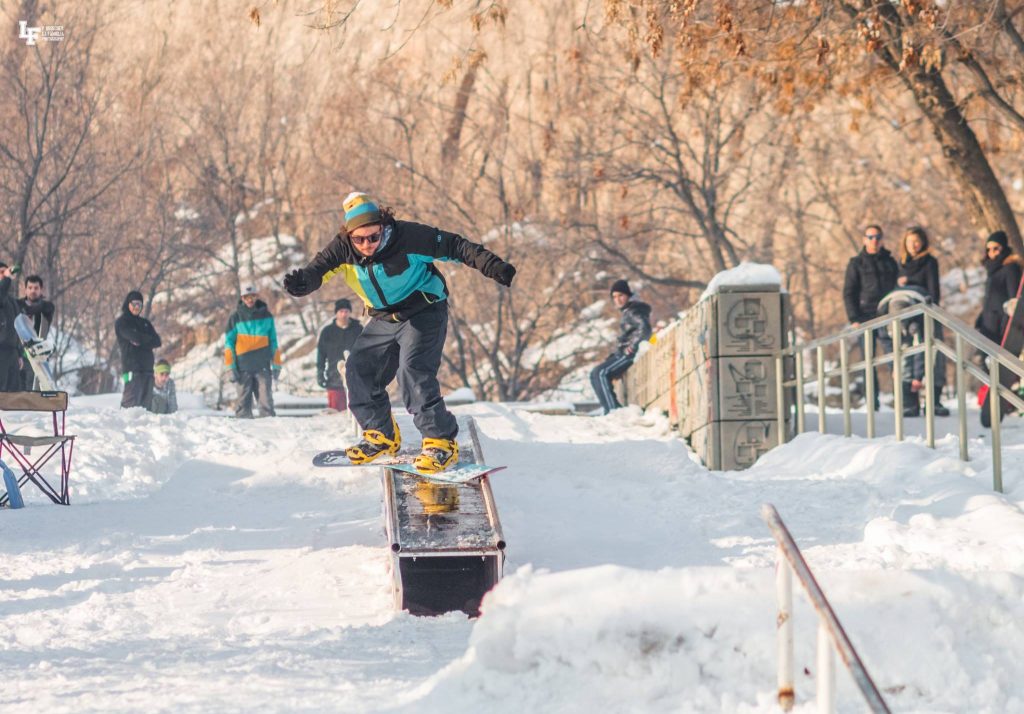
[[700, 262, 783, 300]]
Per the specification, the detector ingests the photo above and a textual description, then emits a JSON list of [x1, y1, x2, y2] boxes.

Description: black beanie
[[126, 290, 144, 303], [334, 298, 352, 312], [987, 231, 1009, 250], [610, 279, 632, 297]]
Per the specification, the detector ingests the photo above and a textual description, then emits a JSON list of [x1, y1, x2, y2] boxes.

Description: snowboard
[[312, 449, 415, 467], [981, 273, 1024, 427], [14, 314, 56, 390], [387, 462, 507, 485]]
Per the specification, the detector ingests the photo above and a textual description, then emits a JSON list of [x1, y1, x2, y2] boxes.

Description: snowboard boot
[[413, 437, 459, 474], [346, 417, 401, 465]]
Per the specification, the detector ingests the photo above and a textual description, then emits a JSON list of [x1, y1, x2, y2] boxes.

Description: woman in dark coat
[[976, 230, 1024, 344], [897, 226, 948, 416]]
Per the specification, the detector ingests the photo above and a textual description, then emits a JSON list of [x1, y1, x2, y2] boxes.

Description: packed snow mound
[[2, 400, 1024, 712], [700, 262, 783, 299]]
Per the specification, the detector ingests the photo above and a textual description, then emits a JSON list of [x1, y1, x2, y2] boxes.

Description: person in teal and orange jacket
[[224, 285, 281, 418]]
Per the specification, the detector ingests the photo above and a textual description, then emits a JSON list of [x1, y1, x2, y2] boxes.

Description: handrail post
[[924, 315, 935, 449], [777, 354, 787, 447], [776, 550, 795, 711], [817, 623, 836, 713], [817, 346, 826, 434], [864, 330, 875, 439], [892, 324, 904, 442], [990, 358, 1003, 493], [796, 350, 806, 435], [956, 334, 968, 462], [840, 337, 851, 437]]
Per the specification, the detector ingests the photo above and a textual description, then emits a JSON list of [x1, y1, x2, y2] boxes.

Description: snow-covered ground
[[1, 397, 1023, 712]]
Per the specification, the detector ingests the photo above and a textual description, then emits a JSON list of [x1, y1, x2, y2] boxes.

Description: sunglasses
[[350, 228, 382, 246], [130, 300, 143, 307], [864, 234, 883, 241]]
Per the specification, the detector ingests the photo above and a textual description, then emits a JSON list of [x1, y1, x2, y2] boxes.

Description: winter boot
[[346, 417, 401, 465], [413, 437, 459, 474]]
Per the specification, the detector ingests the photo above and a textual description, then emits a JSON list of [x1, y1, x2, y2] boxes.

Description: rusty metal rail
[[761, 504, 890, 713]]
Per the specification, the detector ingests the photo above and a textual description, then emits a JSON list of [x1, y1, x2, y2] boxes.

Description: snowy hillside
[[1, 399, 1023, 712]]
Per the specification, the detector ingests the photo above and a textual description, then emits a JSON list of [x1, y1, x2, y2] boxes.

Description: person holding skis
[[224, 285, 281, 418], [316, 298, 362, 412], [589, 279, 652, 415], [975, 230, 1023, 345], [283, 192, 516, 473], [17, 274, 55, 389], [115, 290, 162, 409]]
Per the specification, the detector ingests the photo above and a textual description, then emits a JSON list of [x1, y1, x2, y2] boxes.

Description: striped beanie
[[342, 192, 382, 232]]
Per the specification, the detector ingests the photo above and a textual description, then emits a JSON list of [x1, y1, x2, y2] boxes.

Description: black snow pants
[[0, 347, 21, 392], [121, 372, 155, 409], [345, 300, 458, 441]]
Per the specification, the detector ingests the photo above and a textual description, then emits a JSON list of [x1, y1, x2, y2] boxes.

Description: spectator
[[317, 298, 363, 412], [17, 274, 55, 389], [150, 359, 178, 415], [896, 226, 948, 417], [589, 279, 652, 415], [115, 290, 162, 409], [843, 225, 898, 408], [0, 264, 22, 391], [224, 285, 281, 418], [283, 191, 515, 473], [975, 230, 1023, 345]]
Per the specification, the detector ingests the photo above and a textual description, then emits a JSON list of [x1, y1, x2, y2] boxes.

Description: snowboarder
[[150, 359, 178, 414], [17, 274, 55, 389], [115, 290, 162, 409], [224, 285, 281, 418], [283, 192, 515, 473], [589, 279, 652, 415], [317, 298, 362, 412], [0, 264, 23, 392]]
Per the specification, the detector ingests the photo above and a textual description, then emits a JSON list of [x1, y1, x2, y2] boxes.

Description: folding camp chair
[[0, 391, 75, 506]]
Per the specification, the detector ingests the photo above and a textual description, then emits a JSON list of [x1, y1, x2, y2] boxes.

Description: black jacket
[[616, 299, 653, 356], [898, 252, 940, 304], [976, 252, 1024, 343], [17, 297, 55, 338], [306, 220, 511, 321], [115, 295, 162, 373], [317, 319, 363, 388], [0, 278, 20, 351], [843, 248, 899, 323]]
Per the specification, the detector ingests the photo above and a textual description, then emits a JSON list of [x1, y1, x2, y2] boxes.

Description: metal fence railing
[[775, 302, 1024, 492], [762, 504, 890, 713]]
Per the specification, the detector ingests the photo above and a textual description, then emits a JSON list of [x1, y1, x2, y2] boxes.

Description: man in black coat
[[843, 225, 898, 408], [590, 279, 653, 415], [0, 264, 23, 391], [17, 274, 55, 389], [115, 290, 162, 409], [316, 298, 363, 412]]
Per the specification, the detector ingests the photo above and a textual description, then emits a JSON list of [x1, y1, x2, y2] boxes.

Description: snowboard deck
[[14, 314, 56, 390], [312, 449, 417, 467], [387, 462, 506, 485], [981, 273, 1024, 427]]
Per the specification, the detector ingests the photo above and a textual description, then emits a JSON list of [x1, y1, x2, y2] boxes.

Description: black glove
[[491, 261, 516, 287], [284, 268, 321, 297], [317, 373, 328, 388]]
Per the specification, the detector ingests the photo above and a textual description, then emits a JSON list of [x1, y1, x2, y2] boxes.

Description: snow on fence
[[624, 270, 792, 470]]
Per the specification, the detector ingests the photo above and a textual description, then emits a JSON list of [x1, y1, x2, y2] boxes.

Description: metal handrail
[[776, 302, 1024, 492], [762, 504, 891, 714]]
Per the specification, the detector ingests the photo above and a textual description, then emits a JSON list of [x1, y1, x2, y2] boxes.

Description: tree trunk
[[900, 67, 1022, 252]]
